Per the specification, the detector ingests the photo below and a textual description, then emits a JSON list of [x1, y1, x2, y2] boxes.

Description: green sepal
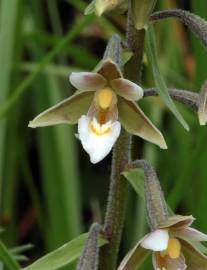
[[118, 97, 167, 149], [118, 239, 150, 270], [29, 91, 94, 128], [182, 239, 207, 269], [159, 215, 194, 229]]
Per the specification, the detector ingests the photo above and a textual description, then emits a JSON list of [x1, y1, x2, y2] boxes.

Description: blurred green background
[[0, 0, 207, 269]]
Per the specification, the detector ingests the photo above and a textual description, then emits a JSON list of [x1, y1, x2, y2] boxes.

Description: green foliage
[[122, 169, 145, 200], [0, 240, 21, 270], [146, 24, 189, 130], [23, 233, 107, 270]]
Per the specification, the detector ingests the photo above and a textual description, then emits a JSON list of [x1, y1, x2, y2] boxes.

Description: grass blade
[[0, 240, 20, 270], [23, 233, 107, 270], [146, 24, 189, 131], [0, 0, 21, 208]]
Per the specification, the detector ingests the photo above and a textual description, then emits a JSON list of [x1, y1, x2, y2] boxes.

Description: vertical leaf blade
[[146, 24, 189, 131], [0, 0, 21, 208]]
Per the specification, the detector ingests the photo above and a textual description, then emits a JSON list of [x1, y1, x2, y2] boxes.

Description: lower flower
[[118, 215, 207, 270]]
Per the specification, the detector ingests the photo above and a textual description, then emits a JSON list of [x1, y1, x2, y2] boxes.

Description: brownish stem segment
[[125, 26, 145, 83], [99, 130, 131, 270], [144, 88, 199, 111], [99, 2, 146, 269]]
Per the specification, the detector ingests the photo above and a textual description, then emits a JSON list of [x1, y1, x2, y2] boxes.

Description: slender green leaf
[[191, 2, 207, 86], [13, 255, 29, 262], [23, 233, 107, 270], [123, 167, 174, 215], [0, 240, 20, 270], [10, 244, 33, 255], [146, 24, 189, 130], [0, 0, 21, 209], [85, 0, 95, 15], [122, 168, 145, 200]]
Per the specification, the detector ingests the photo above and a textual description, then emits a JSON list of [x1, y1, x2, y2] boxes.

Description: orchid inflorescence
[[29, 0, 207, 269]]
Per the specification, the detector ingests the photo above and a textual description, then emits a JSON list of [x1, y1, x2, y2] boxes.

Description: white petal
[[78, 116, 121, 164], [111, 78, 143, 101], [140, 229, 169, 251], [69, 72, 106, 91]]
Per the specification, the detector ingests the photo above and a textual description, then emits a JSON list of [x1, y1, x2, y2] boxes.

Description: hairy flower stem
[[128, 159, 168, 230], [144, 88, 199, 111], [99, 2, 146, 269], [99, 130, 131, 270]]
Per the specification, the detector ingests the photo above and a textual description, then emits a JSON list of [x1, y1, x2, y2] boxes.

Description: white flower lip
[[140, 229, 169, 252], [78, 116, 121, 164]]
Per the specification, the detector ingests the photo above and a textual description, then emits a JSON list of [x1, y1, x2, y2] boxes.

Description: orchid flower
[[120, 159, 207, 270], [118, 214, 207, 270], [29, 58, 167, 163]]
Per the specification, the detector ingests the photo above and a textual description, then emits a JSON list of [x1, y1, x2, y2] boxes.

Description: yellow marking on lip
[[97, 88, 113, 109], [167, 238, 181, 259], [89, 122, 111, 136]]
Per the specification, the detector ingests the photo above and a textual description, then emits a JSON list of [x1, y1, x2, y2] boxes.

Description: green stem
[[99, 2, 146, 269]]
